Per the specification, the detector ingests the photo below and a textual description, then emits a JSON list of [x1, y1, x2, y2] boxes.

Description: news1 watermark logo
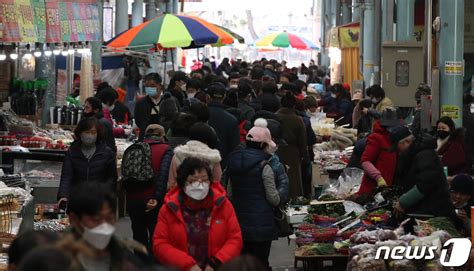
[[375, 238, 471, 267]]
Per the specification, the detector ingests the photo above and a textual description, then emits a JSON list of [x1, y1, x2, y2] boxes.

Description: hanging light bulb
[[61, 43, 69, 56], [83, 42, 91, 54], [33, 43, 42, 57], [0, 44, 6, 61], [44, 43, 52, 57], [23, 44, 32, 59], [53, 43, 61, 55], [76, 43, 84, 54], [9, 44, 18, 60], [68, 43, 75, 55]]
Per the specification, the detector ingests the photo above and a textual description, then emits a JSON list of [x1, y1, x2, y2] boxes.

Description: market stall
[[287, 181, 467, 270], [285, 112, 467, 270]]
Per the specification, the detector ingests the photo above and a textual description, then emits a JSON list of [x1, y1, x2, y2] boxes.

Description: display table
[[294, 250, 348, 271]]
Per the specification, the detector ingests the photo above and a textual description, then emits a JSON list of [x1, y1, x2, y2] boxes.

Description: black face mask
[[437, 130, 450, 140], [83, 112, 96, 118]]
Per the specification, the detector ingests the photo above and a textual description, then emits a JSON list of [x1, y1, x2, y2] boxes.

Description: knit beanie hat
[[451, 174, 474, 195], [246, 118, 276, 148], [390, 125, 412, 144]]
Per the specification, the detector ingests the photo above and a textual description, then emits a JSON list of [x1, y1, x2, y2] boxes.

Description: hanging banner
[[0, 0, 20, 42], [32, 0, 46, 43], [59, 0, 100, 42], [45, 0, 60, 43], [17, 0, 36, 42], [0, 0, 36, 42], [339, 27, 360, 48]]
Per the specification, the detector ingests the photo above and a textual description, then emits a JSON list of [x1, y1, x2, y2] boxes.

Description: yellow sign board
[[339, 27, 360, 48], [444, 61, 463, 76], [441, 105, 460, 119]]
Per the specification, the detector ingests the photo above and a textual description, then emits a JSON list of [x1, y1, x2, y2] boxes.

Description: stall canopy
[[105, 13, 243, 50], [0, 0, 101, 43], [256, 31, 319, 50]]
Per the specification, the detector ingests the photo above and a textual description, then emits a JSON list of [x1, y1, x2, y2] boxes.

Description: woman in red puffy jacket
[[358, 108, 400, 195], [153, 157, 242, 271]]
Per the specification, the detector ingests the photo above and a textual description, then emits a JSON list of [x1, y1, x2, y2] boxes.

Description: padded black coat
[[58, 142, 117, 199]]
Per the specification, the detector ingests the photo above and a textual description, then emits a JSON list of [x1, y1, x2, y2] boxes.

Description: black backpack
[[121, 142, 154, 182]]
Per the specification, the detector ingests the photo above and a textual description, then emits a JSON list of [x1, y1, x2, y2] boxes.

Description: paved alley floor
[[116, 217, 302, 270]]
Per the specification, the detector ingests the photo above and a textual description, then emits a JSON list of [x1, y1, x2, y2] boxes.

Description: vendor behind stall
[[391, 126, 459, 225], [449, 174, 474, 236], [357, 107, 399, 195]]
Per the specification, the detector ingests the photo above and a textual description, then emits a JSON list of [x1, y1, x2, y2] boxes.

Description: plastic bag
[[356, 255, 387, 270], [376, 229, 398, 241], [337, 167, 364, 197], [344, 200, 366, 215], [374, 240, 408, 252], [388, 260, 417, 271], [351, 230, 380, 244], [398, 234, 417, 245], [349, 243, 375, 257]]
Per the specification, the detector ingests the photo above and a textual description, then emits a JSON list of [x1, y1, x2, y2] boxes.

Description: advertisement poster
[[0, 0, 22, 42], [339, 26, 359, 49], [17, 0, 36, 43], [0, 0, 99, 43], [32, 0, 46, 42], [45, 0, 61, 43], [59, 0, 100, 42]]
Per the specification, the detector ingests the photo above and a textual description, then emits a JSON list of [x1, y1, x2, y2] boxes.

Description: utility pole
[[396, 0, 415, 41], [362, 0, 375, 87], [438, 0, 464, 126]]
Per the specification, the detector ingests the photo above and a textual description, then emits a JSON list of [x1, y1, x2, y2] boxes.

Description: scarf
[[182, 193, 214, 211]]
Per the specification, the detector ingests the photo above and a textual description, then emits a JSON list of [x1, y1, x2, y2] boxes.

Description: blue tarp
[[55, 55, 125, 70]]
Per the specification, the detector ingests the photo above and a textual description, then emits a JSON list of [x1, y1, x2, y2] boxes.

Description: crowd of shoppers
[[8, 56, 474, 270]]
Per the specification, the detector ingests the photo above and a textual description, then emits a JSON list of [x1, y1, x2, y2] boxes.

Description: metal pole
[[335, 0, 342, 26], [425, 0, 433, 85], [132, 0, 144, 27], [115, 0, 128, 34], [396, 0, 415, 41], [66, 54, 74, 96], [374, 0, 381, 85], [352, 0, 361, 22], [173, 0, 179, 14], [146, 0, 157, 21], [36, 54, 56, 127], [342, 0, 352, 25], [322, 0, 333, 68], [319, 0, 326, 67], [158, 0, 166, 13], [359, 2, 364, 77], [382, 0, 394, 42], [362, 0, 375, 88], [439, 0, 464, 127], [92, 0, 103, 75]]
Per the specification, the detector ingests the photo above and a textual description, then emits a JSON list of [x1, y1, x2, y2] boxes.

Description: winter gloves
[[376, 177, 388, 187]]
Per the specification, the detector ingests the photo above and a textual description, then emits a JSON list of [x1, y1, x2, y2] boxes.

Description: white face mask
[[331, 93, 337, 98], [184, 182, 210, 201], [181, 83, 187, 91], [82, 223, 115, 250], [229, 84, 238, 89], [188, 92, 196, 98]]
